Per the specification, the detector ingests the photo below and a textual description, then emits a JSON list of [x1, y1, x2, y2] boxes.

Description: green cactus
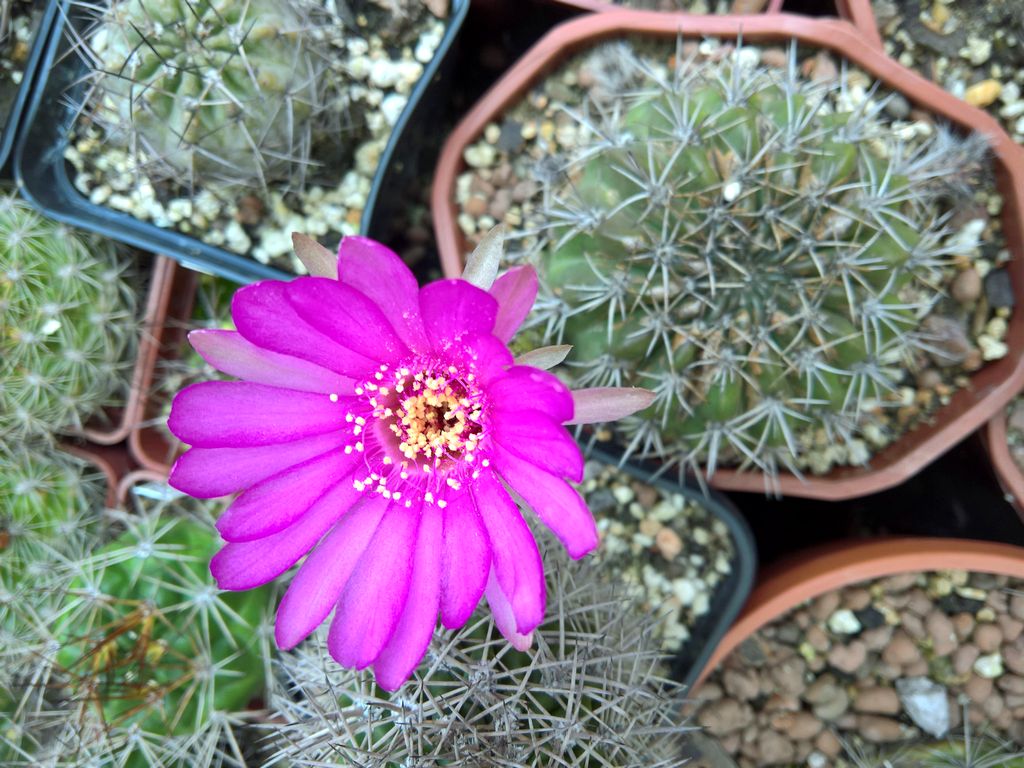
[[529, 45, 990, 480], [88, 0, 337, 190], [25, 488, 274, 768], [270, 546, 689, 767], [0, 191, 137, 443]]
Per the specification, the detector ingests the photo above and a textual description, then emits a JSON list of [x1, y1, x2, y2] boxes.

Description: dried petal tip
[[292, 233, 336, 278], [515, 344, 573, 370], [568, 387, 657, 425], [461, 225, 504, 289]]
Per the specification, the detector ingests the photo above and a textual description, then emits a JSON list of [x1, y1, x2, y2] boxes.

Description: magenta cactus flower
[[167, 231, 654, 691]]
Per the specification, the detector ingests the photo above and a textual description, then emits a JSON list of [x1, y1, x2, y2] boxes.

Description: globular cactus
[[269, 546, 689, 767], [84, 0, 338, 191], [527, 45, 990, 480], [4, 488, 275, 768], [0, 192, 137, 443]]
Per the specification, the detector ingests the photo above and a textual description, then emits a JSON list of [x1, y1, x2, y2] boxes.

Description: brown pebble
[[815, 729, 842, 758], [862, 626, 893, 652], [998, 675, 1024, 695], [999, 616, 1024, 643], [757, 730, 796, 764], [771, 657, 807, 697], [464, 195, 488, 217], [774, 711, 823, 740], [698, 699, 755, 736], [905, 660, 930, 677], [880, 573, 918, 593], [951, 268, 982, 304], [730, 0, 768, 11], [723, 668, 760, 701], [1003, 643, 1024, 675], [965, 674, 994, 702], [965, 79, 1002, 108], [843, 588, 872, 611], [982, 691, 1005, 720], [954, 645, 981, 677], [902, 613, 926, 640], [697, 682, 724, 702], [806, 625, 831, 653], [655, 526, 683, 560], [763, 693, 801, 712], [974, 623, 1003, 654], [235, 195, 265, 226], [926, 610, 958, 657], [952, 612, 976, 641], [853, 686, 901, 715], [857, 715, 905, 743], [917, 369, 942, 390], [810, 592, 841, 622], [828, 641, 868, 675], [488, 189, 512, 220], [882, 631, 921, 667], [760, 47, 789, 68], [1010, 594, 1024, 622]]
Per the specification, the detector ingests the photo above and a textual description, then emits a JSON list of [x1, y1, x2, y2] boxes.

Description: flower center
[[344, 362, 487, 506]]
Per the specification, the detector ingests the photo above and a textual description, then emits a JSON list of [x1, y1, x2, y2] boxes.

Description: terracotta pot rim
[[429, 9, 1024, 500], [126, 256, 199, 477], [693, 535, 1024, 689], [986, 410, 1024, 518]]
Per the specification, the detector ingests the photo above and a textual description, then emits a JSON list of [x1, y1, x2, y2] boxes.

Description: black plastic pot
[[588, 447, 757, 689], [0, 0, 56, 176], [15, 0, 469, 284]]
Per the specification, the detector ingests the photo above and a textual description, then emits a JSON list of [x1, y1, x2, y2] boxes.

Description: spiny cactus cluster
[[526, 45, 990, 480], [269, 547, 689, 767], [82, 0, 339, 191], [0, 191, 136, 442], [1, 487, 275, 768]]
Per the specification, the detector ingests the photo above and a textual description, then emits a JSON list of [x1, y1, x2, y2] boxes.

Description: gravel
[[693, 570, 1024, 767]]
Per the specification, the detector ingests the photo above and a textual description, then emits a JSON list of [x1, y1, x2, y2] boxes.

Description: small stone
[[984, 269, 1015, 309], [952, 613, 976, 641], [926, 611, 958, 657], [964, 79, 1002, 108], [463, 143, 496, 169], [806, 625, 830, 653], [424, 0, 449, 17], [854, 686, 901, 715], [974, 623, 1003, 654], [464, 195, 488, 217], [855, 607, 887, 631], [998, 616, 1024, 643], [954, 645, 981, 676], [922, 315, 972, 367], [234, 195, 265, 226], [757, 730, 795, 764], [882, 631, 921, 667], [771, 657, 807, 697], [814, 729, 842, 758], [811, 592, 841, 622], [951, 269, 982, 304], [974, 653, 1004, 678], [896, 677, 949, 738], [772, 710, 822, 740], [655, 527, 684, 560], [723, 668, 760, 701], [843, 588, 872, 611], [698, 699, 754, 735], [884, 93, 911, 120], [828, 641, 868, 674], [812, 688, 850, 722], [965, 674, 994, 702], [862, 625, 894, 651], [488, 189, 512, 221], [857, 715, 905, 743], [828, 609, 862, 635], [1011, 593, 1024, 622]]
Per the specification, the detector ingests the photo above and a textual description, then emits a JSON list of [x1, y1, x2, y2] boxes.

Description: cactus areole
[[432, 11, 1024, 499]]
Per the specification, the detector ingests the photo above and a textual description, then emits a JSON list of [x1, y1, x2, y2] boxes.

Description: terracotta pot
[[60, 441, 135, 508], [126, 257, 200, 477], [72, 253, 177, 445], [692, 536, 1024, 689], [430, 9, 1024, 500], [985, 410, 1024, 521]]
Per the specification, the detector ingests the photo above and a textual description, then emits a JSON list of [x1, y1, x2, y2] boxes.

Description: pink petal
[[491, 409, 583, 483], [567, 387, 657, 425], [489, 266, 538, 343], [189, 329, 354, 394], [217, 449, 362, 542], [167, 381, 349, 448], [489, 366, 574, 423], [337, 237, 429, 353], [446, 332, 513, 384], [372, 507, 443, 691], [419, 280, 497, 348], [275, 496, 388, 649], [471, 471, 544, 634], [485, 570, 534, 652], [491, 444, 598, 560], [169, 431, 351, 498], [328, 502, 422, 669], [439, 492, 491, 630], [210, 478, 362, 589], [285, 277, 409, 364], [232, 281, 377, 378]]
